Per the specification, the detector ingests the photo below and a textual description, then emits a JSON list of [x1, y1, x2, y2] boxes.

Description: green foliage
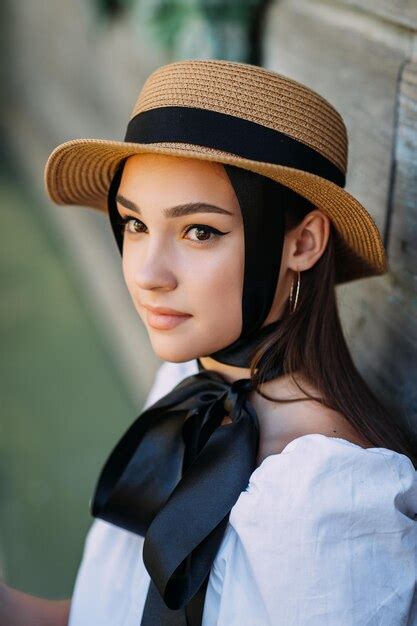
[[90, 0, 264, 54], [139, 1, 202, 53], [199, 0, 262, 23], [91, 0, 135, 21]]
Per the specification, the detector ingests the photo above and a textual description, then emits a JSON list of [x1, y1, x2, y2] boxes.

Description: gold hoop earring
[[289, 270, 301, 314]]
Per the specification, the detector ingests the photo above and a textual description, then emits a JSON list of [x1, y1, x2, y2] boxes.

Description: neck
[[198, 356, 253, 384], [197, 317, 285, 383], [197, 355, 306, 407]]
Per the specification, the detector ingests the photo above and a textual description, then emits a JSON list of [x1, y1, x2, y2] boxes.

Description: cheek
[[121, 253, 136, 297], [121, 249, 148, 324], [186, 236, 244, 332]]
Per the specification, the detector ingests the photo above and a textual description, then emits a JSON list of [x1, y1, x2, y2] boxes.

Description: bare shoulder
[[249, 371, 374, 462]]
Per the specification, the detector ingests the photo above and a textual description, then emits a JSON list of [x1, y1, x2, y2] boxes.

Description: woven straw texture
[[44, 59, 387, 284]]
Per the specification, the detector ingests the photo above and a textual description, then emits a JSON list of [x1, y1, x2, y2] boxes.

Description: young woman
[[4, 59, 416, 625]]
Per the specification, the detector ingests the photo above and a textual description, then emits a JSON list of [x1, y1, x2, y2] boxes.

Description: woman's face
[[116, 153, 246, 363]]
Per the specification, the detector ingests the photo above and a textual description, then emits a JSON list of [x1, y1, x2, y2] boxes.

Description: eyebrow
[[115, 193, 234, 218]]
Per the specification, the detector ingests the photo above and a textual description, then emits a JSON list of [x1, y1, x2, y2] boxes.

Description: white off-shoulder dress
[[68, 359, 417, 626]]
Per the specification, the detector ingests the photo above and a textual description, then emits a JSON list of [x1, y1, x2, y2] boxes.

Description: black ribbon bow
[[90, 368, 260, 625]]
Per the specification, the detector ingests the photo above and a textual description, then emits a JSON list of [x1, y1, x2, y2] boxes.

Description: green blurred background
[[0, 145, 141, 595]]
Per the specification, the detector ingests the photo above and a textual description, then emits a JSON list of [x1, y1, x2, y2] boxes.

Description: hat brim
[[44, 138, 387, 285]]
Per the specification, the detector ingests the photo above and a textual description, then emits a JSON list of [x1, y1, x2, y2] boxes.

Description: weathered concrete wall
[[341, 0, 416, 29], [263, 0, 417, 427]]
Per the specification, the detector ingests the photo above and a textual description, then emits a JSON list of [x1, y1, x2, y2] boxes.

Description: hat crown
[[131, 59, 348, 176]]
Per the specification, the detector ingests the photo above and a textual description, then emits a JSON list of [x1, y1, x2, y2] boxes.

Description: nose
[[129, 237, 178, 291]]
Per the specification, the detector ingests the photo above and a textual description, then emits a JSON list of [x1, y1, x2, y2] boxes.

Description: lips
[[141, 303, 192, 330], [143, 304, 191, 316]]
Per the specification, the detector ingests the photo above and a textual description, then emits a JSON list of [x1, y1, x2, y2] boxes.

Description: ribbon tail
[[141, 578, 189, 626], [142, 411, 259, 610]]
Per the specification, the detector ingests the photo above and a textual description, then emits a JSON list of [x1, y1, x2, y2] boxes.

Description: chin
[[149, 338, 201, 364], [146, 321, 240, 364]]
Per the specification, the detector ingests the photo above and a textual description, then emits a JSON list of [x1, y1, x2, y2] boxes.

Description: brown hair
[[249, 194, 417, 468]]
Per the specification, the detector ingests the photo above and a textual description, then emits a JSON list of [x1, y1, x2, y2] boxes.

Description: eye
[[126, 218, 146, 234], [183, 224, 226, 243], [117, 216, 146, 234]]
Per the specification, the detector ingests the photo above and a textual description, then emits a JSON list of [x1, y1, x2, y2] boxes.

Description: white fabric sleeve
[[142, 359, 198, 410], [202, 434, 417, 626]]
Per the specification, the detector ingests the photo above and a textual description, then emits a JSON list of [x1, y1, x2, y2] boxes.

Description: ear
[[286, 210, 330, 272]]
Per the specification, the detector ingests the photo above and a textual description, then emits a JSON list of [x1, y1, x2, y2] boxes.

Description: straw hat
[[44, 58, 387, 284]]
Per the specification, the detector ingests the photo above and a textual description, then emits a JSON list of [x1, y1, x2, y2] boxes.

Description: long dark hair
[[249, 192, 417, 468]]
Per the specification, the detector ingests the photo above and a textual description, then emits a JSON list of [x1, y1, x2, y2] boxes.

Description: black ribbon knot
[[90, 368, 260, 625]]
